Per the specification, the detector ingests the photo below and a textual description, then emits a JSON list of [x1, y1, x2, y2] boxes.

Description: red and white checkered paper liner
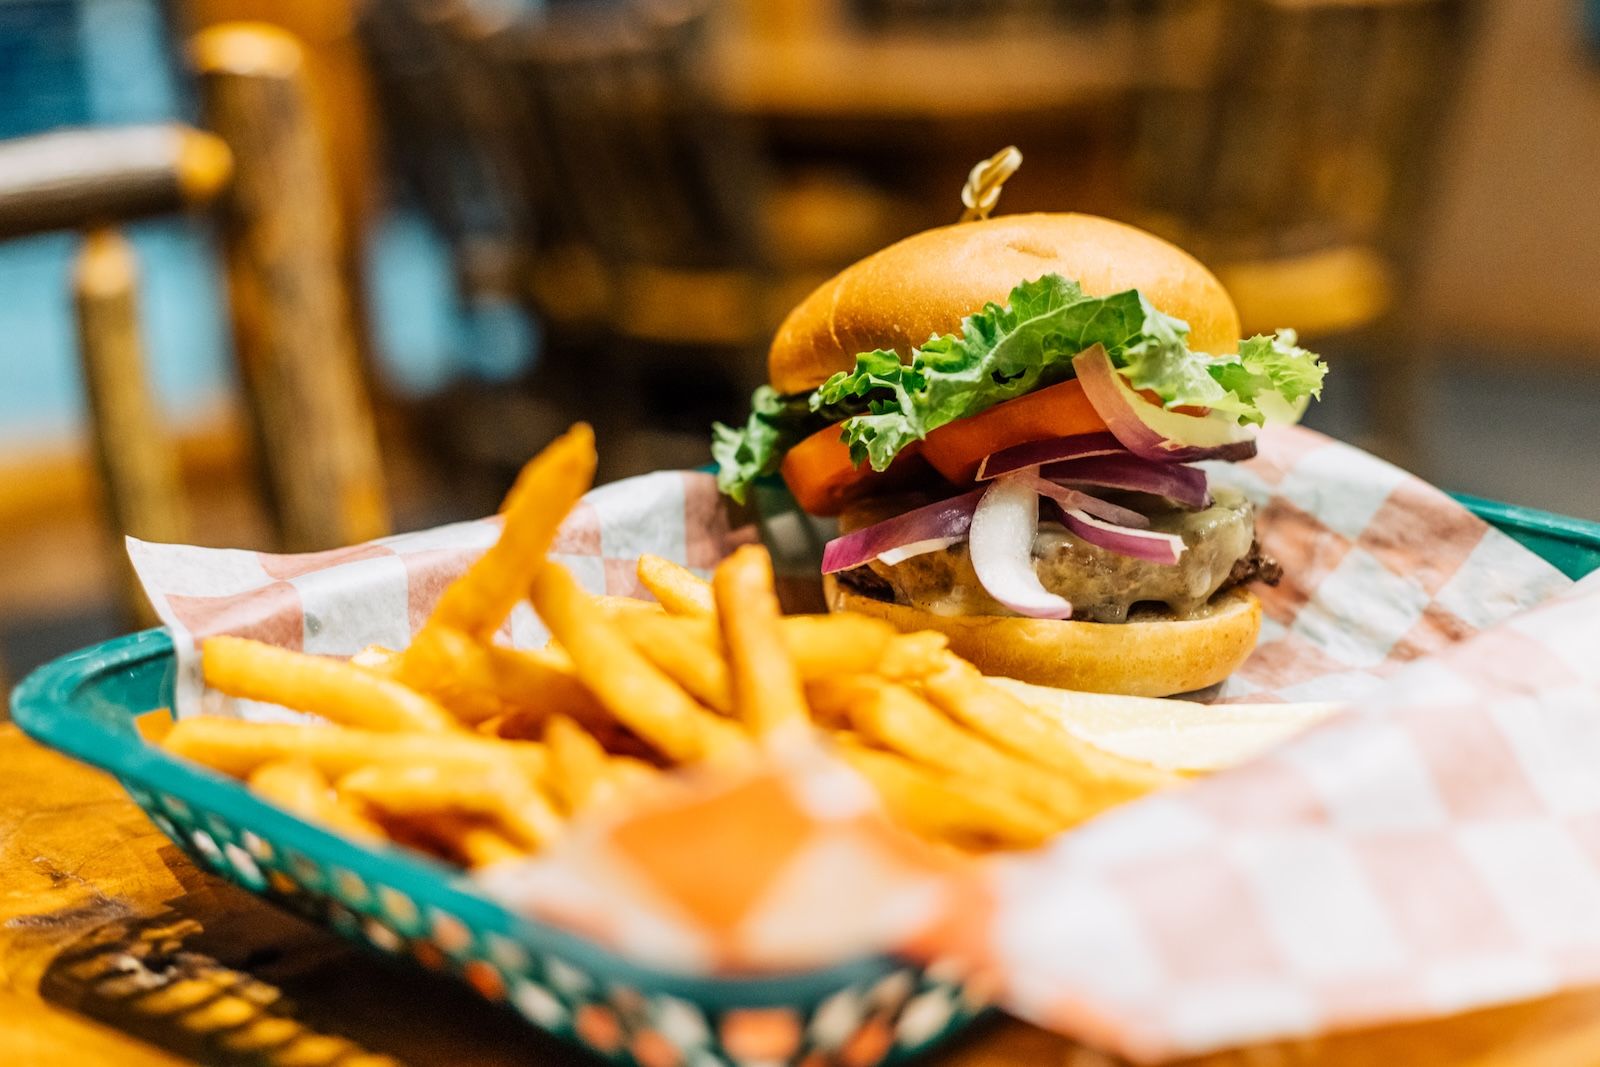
[[987, 565, 1600, 1060], [131, 470, 752, 718], [130, 427, 1600, 1060]]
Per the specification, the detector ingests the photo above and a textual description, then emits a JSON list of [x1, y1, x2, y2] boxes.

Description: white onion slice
[[969, 476, 1073, 619], [1011, 471, 1151, 529], [1062, 508, 1186, 565], [876, 536, 964, 566], [1072, 345, 1258, 463]]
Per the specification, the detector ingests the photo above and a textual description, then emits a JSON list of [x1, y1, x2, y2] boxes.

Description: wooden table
[[6, 722, 1600, 1066]]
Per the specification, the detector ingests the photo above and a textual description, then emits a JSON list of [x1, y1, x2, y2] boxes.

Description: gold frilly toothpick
[[959, 146, 1023, 223]]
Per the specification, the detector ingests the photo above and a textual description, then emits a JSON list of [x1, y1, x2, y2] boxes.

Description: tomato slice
[[920, 379, 1107, 483], [779, 425, 928, 517]]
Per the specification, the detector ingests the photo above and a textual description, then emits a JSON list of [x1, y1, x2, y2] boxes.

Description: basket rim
[[9, 627, 913, 1003]]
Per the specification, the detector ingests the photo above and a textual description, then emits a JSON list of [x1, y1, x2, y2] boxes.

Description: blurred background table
[[8, 720, 1600, 1066]]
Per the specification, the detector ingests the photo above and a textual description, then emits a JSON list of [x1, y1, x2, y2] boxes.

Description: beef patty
[[836, 487, 1277, 623]]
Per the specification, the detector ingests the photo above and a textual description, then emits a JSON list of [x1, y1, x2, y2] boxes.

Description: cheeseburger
[[713, 213, 1326, 696]]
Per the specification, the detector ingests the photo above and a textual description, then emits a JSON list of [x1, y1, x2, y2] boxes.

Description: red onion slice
[[820, 488, 984, 574], [1012, 471, 1151, 529], [975, 431, 1125, 481], [1072, 345, 1258, 463], [1041, 453, 1210, 509], [969, 476, 1073, 619], [1062, 508, 1186, 565]]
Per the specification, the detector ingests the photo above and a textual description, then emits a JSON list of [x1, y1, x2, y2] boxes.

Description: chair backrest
[[0, 24, 389, 623], [1128, 0, 1477, 268], [846, 0, 1192, 32], [493, 0, 767, 272], [357, 0, 534, 294]]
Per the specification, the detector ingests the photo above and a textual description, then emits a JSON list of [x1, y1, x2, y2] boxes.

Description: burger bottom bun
[[824, 577, 1262, 698]]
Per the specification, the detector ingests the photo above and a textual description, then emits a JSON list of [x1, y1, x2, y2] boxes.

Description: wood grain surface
[[72, 227, 189, 630], [194, 23, 390, 553], [5, 722, 1600, 1066]]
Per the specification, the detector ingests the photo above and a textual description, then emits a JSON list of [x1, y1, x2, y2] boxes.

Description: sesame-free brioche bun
[[770, 213, 1241, 395], [825, 577, 1262, 697]]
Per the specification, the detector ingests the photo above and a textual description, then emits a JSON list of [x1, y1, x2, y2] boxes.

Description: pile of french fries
[[162, 424, 1183, 866]]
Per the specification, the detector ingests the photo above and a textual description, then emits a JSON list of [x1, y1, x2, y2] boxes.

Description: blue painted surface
[[0, 0, 511, 449], [0, 2, 92, 139]]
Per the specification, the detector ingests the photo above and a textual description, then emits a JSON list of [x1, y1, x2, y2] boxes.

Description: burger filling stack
[[713, 214, 1326, 697]]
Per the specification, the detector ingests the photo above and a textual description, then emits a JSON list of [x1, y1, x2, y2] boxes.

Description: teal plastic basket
[[11, 497, 1600, 1066], [10, 650, 985, 1067]]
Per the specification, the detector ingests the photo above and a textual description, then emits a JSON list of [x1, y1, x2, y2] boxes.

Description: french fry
[[134, 707, 174, 744], [636, 554, 714, 617], [877, 632, 951, 681], [499, 704, 660, 764], [350, 645, 401, 673], [378, 813, 527, 868], [781, 614, 899, 679], [337, 763, 563, 851], [247, 758, 382, 839], [203, 636, 458, 734], [450, 820, 527, 868], [408, 423, 596, 643], [480, 644, 613, 733], [401, 625, 618, 736], [543, 714, 612, 813], [529, 561, 747, 762], [614, 610, 734, 714], [714, 545, 810, 735], [594, 595, 665, 620], [396, 625, 509, 724], [834, 735, 1057, 850], [617, 610, 898, 691], [605, 755, 663, 795], [920, 659, 1184, 800], [164, 718, 549, 781], [812, 676, 1085, 824]]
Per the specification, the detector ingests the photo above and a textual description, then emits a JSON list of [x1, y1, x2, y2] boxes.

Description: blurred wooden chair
[[358, 0, 872, 481], [0, 23, 388, 628], [847, 0, 1191, 31], [356, 0, 608, 496], [493, 0, 776, 347], [1126, 0, 1478, 465], [357, 0, 537, 315]]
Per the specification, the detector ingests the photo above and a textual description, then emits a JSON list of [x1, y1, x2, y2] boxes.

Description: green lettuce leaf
[[710, 386, 871, 504], [1122, 325, 1327, 426], [711, 388, 816, 504], [711, 274, 1326, 497], [1206, 330, 1327, 424], [815, 275, 1177, 470]]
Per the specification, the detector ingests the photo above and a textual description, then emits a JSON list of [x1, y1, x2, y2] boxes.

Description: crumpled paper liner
[[131, 427, 1594, 1060]]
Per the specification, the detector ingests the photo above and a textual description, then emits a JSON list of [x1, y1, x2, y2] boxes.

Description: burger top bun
[[769, 213, 1241, 396]]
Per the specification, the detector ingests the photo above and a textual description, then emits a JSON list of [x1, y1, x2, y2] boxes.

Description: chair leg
[[195, 24, 390, 552], [73, 227, 186, 631]]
